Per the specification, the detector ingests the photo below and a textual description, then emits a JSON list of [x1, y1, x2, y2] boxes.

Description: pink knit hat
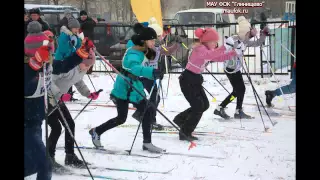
[[195, 28, 219, 42]]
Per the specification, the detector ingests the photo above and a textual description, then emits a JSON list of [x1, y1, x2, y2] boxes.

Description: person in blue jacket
[[89, 24, 165, 153], [54, 16, 83, 100]]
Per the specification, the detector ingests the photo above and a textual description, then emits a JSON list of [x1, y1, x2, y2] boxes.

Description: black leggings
[[173, 70, 209, 135], [48, 103, 75, 158], [220, 69, 246, 109], [95, 97, 152, 143]]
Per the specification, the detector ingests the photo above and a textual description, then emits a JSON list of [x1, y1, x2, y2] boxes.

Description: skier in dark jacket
[[24, 21, 53, 180], [25, 8, 50, 35]]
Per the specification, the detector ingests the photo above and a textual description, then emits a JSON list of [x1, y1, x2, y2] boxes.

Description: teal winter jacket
[[111, 47, 154, 103], [54, 26, 82, 61]]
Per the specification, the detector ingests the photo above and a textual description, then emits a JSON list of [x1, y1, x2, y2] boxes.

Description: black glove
[[153, 69, 164, 80], [145, 48, 156, 60], [174, 35, 182, 43]]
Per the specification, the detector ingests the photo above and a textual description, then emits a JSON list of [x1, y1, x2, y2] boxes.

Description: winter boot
[[65, 154, 88, 168], [132, 110, 142, 122], [265, 90, 276, 107], [89, 128, 103, 148], [151, 122, 164, 130], [214, 106, 231, 119], [142, 143, 166, 153], [234, 109, 253, 119], [179, 132, 199, 141], [51, 157, 69, 173]]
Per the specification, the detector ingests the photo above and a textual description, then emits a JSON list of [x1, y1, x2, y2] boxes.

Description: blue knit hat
[[141, 22, 149, 27]]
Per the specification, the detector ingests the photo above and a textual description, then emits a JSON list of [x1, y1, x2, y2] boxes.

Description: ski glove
[[261, 26, 270, 36], [88, 92, 99, 100], [153, 69, 164, 80], [76, 37, 95, 59], [35, 45, 50, 63], [60, 93, 72, 102]]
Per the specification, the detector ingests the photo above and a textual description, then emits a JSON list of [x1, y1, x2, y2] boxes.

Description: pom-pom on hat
[[237, 16, 251, 39], [148, 17, 163, 36], [194, 28, 219, 42]]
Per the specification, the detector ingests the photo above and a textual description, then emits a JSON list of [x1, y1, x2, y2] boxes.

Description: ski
[[69, 107, 97, 112], [162, 152, 225, 159], [87, 165, 175, 174], [59, 171, 125, 180], [56, 146, 162, 158], [152, 131, 223, 135], [120, 124, 208, 130], [87, 103, 181, 113]]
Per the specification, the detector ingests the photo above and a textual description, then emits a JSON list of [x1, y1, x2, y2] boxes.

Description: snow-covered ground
[[25, 72, 295, 180]]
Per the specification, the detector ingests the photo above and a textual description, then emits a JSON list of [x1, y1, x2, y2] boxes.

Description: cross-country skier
[[214, 16, 270, 119], [130, 18, 182, 130], [89, 24, 166, 153], [47, 40, 98, 171], [173, 28, 239, 141], [265, 60, 296, 107], [54, 16, 83, 101], [24, 21, 53, 180]]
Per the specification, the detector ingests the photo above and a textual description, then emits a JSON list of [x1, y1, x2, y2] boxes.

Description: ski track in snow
[[25, 73, 295, 180]]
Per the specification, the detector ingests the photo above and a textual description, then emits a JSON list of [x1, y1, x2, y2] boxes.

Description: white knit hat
[[237, 16, 251, 40], [148, 17, 163, 36]]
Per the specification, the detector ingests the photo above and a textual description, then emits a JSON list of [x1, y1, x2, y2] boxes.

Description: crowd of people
[[24, 7, 296, 180]]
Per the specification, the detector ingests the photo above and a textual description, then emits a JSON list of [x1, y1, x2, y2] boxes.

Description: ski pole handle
[[96, 89, 103, 94]]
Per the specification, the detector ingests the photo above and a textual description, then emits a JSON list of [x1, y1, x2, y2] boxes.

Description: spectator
[[77, 10, 97, 40], [26, 8, 50, 34], [77, 10, 99, 74], [24, 8, 29, 38]]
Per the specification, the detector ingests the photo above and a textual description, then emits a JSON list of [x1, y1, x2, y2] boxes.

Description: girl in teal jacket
[[54, 17, 82, 61], [89, 25, 165, 153]]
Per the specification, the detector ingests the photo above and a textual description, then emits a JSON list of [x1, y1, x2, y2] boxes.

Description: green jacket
[[111, 47, 154, 103]]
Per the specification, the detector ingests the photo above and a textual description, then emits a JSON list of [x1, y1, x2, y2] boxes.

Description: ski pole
[[159, 79, 165, 107], [49, 89, 94, 180], [60, 89, 103, 135], [98, 57, 115, 82], [46, 91, 76, 117], [128, 80, 157, 155], [242, 57, 277, 127], [261, 48, 293, 111], [87, 74, 96, 92], [43, 63, 50, 164], [94, 50, 196, 150]]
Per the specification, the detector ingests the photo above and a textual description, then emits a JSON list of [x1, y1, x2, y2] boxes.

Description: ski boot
[[142, 143, 166, 153], [65, 154, 88, 168], [234, 109, 253, 119], [70, 96, 79, 102], [51, 157, 69, 174], [265, 90, 276, 107], [151, 122, 164, 130], [214, 106, 231, 119], [89, 128, 103, 148], [179, 132, 199, 141]]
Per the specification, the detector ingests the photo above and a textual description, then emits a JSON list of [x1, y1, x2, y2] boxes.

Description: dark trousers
[[220, 69, 246, 110], [24, 126, 52, 180], [47, 103, 75, 158], [95, 97, 153, 143], [136, 78, 160, 123], [173, 70, 209, 135]]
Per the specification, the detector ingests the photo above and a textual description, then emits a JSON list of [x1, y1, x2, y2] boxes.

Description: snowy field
[[25, 72, 295, 180]]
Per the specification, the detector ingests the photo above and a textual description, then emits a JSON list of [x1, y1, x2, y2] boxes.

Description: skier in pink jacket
[[173, 27, 240, 141]]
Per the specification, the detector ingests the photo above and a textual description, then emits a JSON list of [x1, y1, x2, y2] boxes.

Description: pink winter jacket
[[186, 45, 237, 74]]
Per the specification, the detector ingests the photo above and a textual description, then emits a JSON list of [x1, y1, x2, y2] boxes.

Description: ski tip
[[188, 142, 197, 150]]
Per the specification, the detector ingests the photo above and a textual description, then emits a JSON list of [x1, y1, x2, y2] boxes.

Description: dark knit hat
[[27, 21, 42, 34], [131, 27, 157, 46], [67, 17, 80, 29], [80, 10, 88, 16], [29, 8, 40, 15], [64, 9, 72, 18]]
